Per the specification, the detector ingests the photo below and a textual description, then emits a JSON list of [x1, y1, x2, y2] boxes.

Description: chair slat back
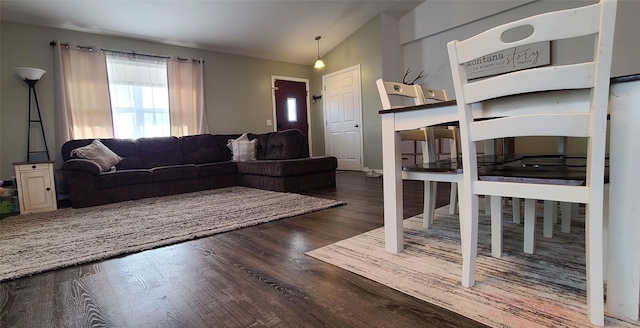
[[376, 79, 426, 109], [423, 87, 449, 101], [377, 78, 457, 161], [463, 63, 596, 104], [454, 3, 602, 64]]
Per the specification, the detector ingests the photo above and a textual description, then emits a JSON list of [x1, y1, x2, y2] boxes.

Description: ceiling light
[[314, 36, 325, 69]]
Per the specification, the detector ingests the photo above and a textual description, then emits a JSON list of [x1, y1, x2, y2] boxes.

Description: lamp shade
[[15, 67, 46, 80], [313, 35, 325, 69]]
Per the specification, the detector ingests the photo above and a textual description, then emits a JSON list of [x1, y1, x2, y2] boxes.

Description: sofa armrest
[[62, 159, 102, 176]]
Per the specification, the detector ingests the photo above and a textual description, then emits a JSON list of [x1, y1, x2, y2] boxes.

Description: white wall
[[400, 0, 640, 153], [399, 0, 533, 44], [404, 0, 640, 93]]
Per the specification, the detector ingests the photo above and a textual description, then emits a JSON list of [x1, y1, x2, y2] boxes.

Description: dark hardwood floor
[[0, 171, 488, 328]]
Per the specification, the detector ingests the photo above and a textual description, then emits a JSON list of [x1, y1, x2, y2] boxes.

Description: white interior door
[[323, 65, 362, 171]]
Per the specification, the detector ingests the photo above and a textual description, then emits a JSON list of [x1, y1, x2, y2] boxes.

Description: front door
[[323, 65, 362, 171], [274, 79, 309, 135]]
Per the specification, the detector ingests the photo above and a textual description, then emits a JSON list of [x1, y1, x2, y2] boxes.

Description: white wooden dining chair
[[447, 0, 617, 325], [376, 79, 459, 227]]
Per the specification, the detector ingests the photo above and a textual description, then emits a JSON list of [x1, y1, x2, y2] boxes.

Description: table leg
[[382, 115, 404, 253], [606, 80, 640, 320]]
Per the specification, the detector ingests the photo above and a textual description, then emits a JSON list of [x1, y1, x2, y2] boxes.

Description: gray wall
[[310, 15, 384, 170], [0, 21, 311, 179]]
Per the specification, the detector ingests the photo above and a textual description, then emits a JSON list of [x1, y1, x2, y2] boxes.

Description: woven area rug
[[0, 186, 343, 282], [307, 204, 640, 328]]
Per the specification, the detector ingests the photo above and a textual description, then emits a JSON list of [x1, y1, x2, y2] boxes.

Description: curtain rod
[[102, 48, 171, 60], [50, 40, 203, 63]]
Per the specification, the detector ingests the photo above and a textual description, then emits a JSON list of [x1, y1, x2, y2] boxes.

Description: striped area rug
[[0, 187, 344, 282], [307, 203, 640, 327]]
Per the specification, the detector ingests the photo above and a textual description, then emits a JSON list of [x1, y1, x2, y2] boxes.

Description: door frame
[[271, 75, 312, 154], [322, 64, 364, 171]]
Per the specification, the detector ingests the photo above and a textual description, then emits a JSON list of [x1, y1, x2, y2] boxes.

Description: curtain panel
[[53, 42, 113, 157], [168, 59, 209, 136]]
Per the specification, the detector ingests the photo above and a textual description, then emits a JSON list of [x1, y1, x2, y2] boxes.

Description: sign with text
[[464, 41, 550, 80]]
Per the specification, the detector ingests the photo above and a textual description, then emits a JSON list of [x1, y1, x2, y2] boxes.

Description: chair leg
[[560, 202, 572, 233], [585, 203, 605, 326], [490, 195, 503, 258], [524, 199, 536, 254], [449, 182, 458, 214], [512, 197, 522, 224], [460, 191, 478, 288], [543, 200, 556, 238], [603, 187, 609, 282], [423, 181, 437, 229], [484, 195, 491, 215], [457, 182, 466, 252]]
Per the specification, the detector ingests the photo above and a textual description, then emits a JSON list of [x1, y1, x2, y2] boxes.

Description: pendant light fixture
[[314, 36, 325, 69]]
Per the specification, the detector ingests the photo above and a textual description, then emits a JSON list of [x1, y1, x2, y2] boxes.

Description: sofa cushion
[[180, 134, 222, 164], [151, 165, 198, 182], [136, 136, 184, 168], [213, 134, 242, 162], [62, 138, 144, 169], [70, 139, 122, 171], [236, 157, 337, 177], [249, 133, 271, 160], [62, 159, 102, 175], [97, 139, 144, 169], [94, 169, 153, 189], [265, 129, 306, 160], [196, 162, 238, 177], [227, 134, 257, 162]]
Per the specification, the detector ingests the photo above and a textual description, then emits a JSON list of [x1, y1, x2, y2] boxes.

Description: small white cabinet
[[13, 161, 57, 214]]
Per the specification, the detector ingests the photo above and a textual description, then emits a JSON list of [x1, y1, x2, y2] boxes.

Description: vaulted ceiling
[[1, 0, 423, 65]]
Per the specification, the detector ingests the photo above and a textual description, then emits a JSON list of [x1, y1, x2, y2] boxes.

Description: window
[[106, 54, 170, 139]]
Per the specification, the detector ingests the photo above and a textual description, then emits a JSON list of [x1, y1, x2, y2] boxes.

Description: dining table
[[379, 74, 640, 321]]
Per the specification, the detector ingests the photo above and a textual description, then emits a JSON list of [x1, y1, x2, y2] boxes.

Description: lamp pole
[[15, 67, 50, 161], [24, 78, 50, 161]]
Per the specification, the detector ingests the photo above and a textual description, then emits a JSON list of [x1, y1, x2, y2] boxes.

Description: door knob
[[354, 124, 359, 128]]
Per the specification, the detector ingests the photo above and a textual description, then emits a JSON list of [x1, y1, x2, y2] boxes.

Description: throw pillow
[[70, 139, 123, 171], [227, 133, 257, 162]]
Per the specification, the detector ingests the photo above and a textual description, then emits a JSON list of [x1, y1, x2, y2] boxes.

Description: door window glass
[[287, 97, 298, 122]]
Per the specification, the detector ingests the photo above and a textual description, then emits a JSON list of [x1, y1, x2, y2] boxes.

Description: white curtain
[[53, 42, 113, 155], [167, 59, 209, 135]]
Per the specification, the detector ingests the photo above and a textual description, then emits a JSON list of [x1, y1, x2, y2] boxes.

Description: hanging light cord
[[316, 36, 321, 59]]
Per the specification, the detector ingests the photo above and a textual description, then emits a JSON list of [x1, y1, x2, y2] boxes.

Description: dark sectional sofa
[[61, 129, 337, 208]]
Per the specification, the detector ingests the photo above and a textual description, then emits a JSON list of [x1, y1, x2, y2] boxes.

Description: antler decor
[[402, 67, 428, 85]]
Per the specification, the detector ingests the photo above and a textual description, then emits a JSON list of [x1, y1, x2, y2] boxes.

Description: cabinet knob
[[46, 187, 51, 191], [32, 165, 37, 169]]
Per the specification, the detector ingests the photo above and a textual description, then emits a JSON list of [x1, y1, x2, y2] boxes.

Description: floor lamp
[[15, 67, 50, 161]]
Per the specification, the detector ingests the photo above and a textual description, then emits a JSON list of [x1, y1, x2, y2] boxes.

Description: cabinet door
[[20, 170, 56, 213]]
